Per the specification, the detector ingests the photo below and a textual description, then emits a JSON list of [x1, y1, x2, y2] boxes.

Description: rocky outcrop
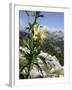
[[38, 51, 64, 77], [19, 47, 64, 78]]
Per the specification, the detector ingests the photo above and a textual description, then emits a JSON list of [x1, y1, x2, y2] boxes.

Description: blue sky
[[19, 10, 64, 31]]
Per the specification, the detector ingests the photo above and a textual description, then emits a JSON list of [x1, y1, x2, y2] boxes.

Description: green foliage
[[19, 11, 48, 79]]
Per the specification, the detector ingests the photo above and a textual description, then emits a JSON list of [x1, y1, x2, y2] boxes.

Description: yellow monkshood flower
[[33, 34, 38, 41], [33, 24, 40, 40], [34, 24, 40, 35], [40, 26, 47, 40]]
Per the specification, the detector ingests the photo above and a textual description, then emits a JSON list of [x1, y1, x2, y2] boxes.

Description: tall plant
[[19, 11, 48, 79]]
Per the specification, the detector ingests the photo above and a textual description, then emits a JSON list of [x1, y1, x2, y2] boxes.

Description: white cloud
[[40, 25, 63, 32], [47, 27, 64, 32]]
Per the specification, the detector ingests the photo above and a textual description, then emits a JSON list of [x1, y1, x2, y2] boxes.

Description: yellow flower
[[40, 26, 47, 40], [34, 24, 40, 35], [33, 34, 38, 41], [33, 24, 40, 40]]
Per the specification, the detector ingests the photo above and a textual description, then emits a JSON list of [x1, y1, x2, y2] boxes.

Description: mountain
[[19, 30, 31, 38], [42, 30, 64, 52], [40, 30, 64, 66], [46, 30, 64, 41]]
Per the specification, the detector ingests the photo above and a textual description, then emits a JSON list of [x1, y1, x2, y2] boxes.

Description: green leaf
[[38, 15, 44, 18], [23, 39, 30, 50], [33, 63, 43, 76], [40, 57, 48, 70], [20, 64, 28, 72]]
